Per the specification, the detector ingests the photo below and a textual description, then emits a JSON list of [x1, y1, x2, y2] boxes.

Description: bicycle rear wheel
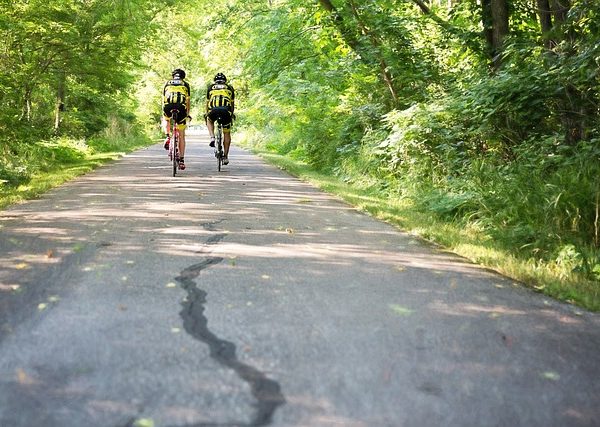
[[216, 124, 223, 172], [172, 128, 179, 177]]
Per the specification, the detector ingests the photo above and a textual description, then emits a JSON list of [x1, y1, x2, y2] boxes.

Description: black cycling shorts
[[163, 103, 188, 125], [207, 107, 232, 130]]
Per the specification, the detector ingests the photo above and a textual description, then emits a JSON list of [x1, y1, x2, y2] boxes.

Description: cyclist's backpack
[[163, 78, 188, 106]]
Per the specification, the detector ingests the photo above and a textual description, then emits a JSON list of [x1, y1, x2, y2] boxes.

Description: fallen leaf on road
[[541, 371, 560, 381], [389, 304, 413, 316], [133, 419, 155, 427], [16, 368, 35, 385], [15, 263, 29, 270], [46, 249, 54, 258], [38, 303, 47, 311]]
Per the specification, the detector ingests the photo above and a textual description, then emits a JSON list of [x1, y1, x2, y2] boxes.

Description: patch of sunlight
[[133, 419, 155, 427], [389, 304, 414, 316], [541, 371, 560, 381], [0, 284, 20, 292]]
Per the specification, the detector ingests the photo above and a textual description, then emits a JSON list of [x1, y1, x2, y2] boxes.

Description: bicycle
[[214, 120, 224, 172], [166, 109, 181, 177]]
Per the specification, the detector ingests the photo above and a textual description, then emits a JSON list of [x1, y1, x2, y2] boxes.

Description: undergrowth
[[0, 127, 152, 209]]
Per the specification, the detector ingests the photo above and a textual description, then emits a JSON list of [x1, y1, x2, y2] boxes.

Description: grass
[[0, 134, 154, 209], [247, 146, 600, 312]]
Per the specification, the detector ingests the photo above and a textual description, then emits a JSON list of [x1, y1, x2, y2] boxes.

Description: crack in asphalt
[[172, 230, 285, 427]]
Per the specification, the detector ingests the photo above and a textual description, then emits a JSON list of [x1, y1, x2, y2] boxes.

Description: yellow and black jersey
[[163, 78, 191, 106], [206, 82, 235, 111]]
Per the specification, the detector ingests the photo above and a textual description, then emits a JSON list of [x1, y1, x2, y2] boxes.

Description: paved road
[[0, 131, 599, 427]]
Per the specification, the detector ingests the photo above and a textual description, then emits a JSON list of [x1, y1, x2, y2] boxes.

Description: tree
[[482, 0, 509, 69]]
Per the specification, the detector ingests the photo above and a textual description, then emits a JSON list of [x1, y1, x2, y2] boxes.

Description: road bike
[[214, 120, 224, 172], [167, 109, 181, 177]]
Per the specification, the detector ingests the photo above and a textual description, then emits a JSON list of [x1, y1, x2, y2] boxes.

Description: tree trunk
[[481, 0, 494, 57], [54, 71, 66, 133], [481, 0, 509, 69], [536, 0, 553, 49], [21, 86, 32, 122]]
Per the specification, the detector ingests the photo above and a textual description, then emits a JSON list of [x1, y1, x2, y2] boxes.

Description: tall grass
[[0, 116, 152, 209]]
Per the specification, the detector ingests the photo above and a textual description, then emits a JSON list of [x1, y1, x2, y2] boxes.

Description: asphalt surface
[[0, 130, 599, 427]]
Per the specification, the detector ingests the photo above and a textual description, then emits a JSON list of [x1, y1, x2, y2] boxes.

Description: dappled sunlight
[[538, 309, 584, 325], [6, 226, 71, 237], [429, 300, 527, 317], [192, 241, 494, 275]]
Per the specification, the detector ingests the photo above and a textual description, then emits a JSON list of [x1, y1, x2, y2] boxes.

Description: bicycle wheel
[[216, 124, 223, 172], [172, 127, 179, 177]]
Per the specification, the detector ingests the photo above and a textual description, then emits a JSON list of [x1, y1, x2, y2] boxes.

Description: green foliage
[[0, 131, 152, 209], [0, 0, 160, 138]]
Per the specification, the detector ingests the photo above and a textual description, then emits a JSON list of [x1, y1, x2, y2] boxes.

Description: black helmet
[[172, 68, 186, 79], [214, 73, 227, 83]]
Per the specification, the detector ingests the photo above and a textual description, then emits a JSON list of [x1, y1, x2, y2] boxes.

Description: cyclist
[[162, 68, 191, 170], [205, 72, 235, 165]]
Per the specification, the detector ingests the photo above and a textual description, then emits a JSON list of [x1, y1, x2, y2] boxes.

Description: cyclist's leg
[[177, 110, 187, 168], [162, 107, 172, 149], [223, 128, 231, 158], [222, 111, 233, 159], [206, 110, 216, 146], [179, 127, 186, 159]]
